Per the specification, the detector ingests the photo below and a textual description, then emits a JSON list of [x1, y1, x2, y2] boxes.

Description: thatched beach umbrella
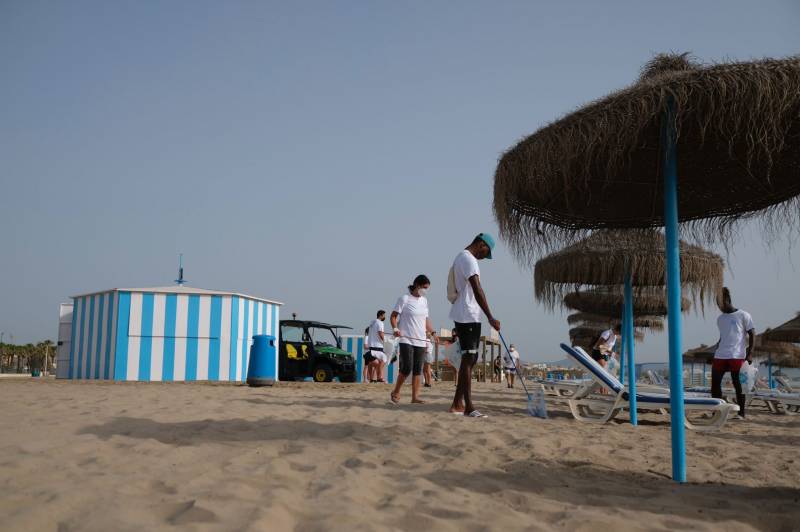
[[493, 53, 800, 482], [683, 336, 800, 386], [569, 326, 643, 343], [535, 230, 723, 309], [761, 313, 800, 344], [563, 288, 690, 317], [568, 312, 665, 332]]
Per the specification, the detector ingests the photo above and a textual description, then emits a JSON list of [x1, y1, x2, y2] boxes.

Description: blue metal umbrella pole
[[768, 354, 773, 389], [624, 268, 637, 425], [619, 309, 626, 382], [663, 100, 687, 483]]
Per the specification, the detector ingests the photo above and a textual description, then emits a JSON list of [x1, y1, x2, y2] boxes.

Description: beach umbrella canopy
[[567, 312, 664, 332], [493, 53, 800, 482], [682, 344, 715, 364], [535, 230, 723, 309], [494, 54, 800, 256], [564, 288, 690, 317], [569, 326, 644, 343], [683, 336, 800, 364], [761, 313, 800, 344]]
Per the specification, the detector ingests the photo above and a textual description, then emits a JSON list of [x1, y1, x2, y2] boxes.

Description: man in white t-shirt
[[367, 310, 387, 383], [447, 233, 500, 418], [713, 287, 755, 419]]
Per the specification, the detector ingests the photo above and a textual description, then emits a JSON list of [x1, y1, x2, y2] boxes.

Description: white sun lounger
[[774, 375, 796, 393], [537, 378, 588, 398], [755, 391, 800, 414], [559, 344, 739, 432]]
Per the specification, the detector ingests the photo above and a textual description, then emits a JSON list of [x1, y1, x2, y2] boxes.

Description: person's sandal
[[390, 392, 400, 404], [466, 410, 488, 418]]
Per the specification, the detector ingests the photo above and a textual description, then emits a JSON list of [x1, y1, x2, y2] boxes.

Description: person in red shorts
[[712, 287, 755, 420]]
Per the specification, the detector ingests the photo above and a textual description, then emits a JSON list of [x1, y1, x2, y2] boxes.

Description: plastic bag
[[739, 361, 758, 392], [606, 354, 620, 376], [445, 341, 462, 370], [527, 384, 548, 419]]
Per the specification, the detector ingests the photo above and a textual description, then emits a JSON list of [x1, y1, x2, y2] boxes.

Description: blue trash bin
[[247, 334, 276, 387]]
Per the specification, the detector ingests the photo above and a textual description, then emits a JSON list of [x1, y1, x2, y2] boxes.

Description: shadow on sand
[[78, 415, 800, 530], [423, 459, 800, 531]]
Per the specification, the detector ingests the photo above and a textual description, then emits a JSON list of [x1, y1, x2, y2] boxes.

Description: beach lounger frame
[[755, 391, 800, 414], [560, 344, 739, 432]]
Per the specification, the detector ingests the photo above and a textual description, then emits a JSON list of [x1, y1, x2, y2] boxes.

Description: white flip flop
[[466, 410, 488, 418]]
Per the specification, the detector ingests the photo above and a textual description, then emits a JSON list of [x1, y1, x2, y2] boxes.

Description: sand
[[1, 379, 798, 532]]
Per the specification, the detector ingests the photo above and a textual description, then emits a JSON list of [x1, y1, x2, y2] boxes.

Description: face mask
[[417, 288, 428, 297]]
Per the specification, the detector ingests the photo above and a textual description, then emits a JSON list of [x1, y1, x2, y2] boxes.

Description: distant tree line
[[0, 341, 55, 373]]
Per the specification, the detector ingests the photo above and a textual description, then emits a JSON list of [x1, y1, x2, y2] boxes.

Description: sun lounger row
[[558, 344, 739, 431]]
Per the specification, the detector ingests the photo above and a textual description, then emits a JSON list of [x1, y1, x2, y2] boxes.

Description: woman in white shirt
[[390, 275, 436, 404]]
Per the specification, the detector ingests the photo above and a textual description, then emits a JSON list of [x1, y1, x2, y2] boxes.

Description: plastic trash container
[[247, 334, 276, 387]]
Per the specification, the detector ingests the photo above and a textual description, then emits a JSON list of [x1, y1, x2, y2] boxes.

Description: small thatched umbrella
[[567, 312, 664, 331], [761, 313, 800, 344], [683, 335, 800, 386], [535, 230, 723, 309], [563, 288, 690, 317], [494, 53, 800, 482], [569, 326, 643, 343]]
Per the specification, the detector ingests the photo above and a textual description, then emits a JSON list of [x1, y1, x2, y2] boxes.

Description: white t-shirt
[[503, 348, 520, 369], [448, 250, 482, 323], [715, 310, 754, 359], [368, 319, 385, 349], [394, 294, 429, 347], [597, 329, 617, 353]]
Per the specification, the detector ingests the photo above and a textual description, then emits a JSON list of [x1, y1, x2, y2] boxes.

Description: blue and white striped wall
[[340, 334, 398, 384], [68, 288, 281, 382]]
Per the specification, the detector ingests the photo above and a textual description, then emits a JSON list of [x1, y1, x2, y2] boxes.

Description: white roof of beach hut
[[71, 285, 283, 306]]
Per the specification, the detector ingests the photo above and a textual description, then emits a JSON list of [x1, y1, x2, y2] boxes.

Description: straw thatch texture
[[569, 326, 644, 343], [682, 344, 715, 364], [761, 313, 800, 343], [534, 230, 723, 309], [494, 54, 800, 257], [563, 288, 690, 316], [567, 312, 664, 332]]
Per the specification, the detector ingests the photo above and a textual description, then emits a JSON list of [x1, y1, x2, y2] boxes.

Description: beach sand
[[1, 379, 798, 531]]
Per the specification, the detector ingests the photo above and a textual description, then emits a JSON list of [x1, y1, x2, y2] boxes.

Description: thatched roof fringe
[[563, 287, 690, 316], [494, 54, 800, 258], [533, 230, 723, 311]]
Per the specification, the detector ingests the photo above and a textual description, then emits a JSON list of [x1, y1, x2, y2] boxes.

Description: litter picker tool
[[499, 332, 547, 418]]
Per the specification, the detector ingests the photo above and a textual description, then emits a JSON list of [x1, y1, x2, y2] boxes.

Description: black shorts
[[454, 322, 481, 353], [363, 352, 376, 363], [398, 343, 425, 376], [591, 349, 609, 362]]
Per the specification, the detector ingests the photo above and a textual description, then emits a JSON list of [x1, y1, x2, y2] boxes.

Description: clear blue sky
[[2, 1, 799, 362]]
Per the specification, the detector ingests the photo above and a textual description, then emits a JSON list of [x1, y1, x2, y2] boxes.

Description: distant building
[[63, 285, 282, 382]]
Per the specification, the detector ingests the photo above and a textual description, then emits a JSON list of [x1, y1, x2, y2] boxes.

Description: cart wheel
[[313, 364, 334, 382]]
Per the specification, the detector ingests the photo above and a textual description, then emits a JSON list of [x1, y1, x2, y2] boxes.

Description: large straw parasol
[[493, 53, 800, 482], [563, 288, 690, 316], [535, 230, 723, 309], [567, 312, 664, 331], [761, 313, 800, 344], [494, 54, 800, 256]]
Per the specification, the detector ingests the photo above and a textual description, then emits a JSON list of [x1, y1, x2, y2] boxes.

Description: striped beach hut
[[66, 286, 282, 382]]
